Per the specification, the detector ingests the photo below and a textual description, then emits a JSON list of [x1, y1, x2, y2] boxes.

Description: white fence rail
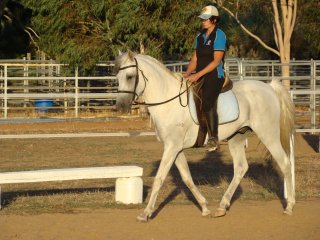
[[0, 59, 319, 133]]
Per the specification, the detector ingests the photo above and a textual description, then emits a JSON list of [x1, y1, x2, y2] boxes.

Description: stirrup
[[206, 137, 219, 152]]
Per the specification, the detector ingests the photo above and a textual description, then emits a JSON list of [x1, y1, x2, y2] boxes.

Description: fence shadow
[[302, 133, 319, 152], [0, 187, 113, 209]]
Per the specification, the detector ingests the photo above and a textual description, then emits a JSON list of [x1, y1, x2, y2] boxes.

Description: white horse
[[115, 52, 295, 222]]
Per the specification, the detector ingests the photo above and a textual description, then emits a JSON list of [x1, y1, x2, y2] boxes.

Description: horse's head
[[114, 51, 141, 113]]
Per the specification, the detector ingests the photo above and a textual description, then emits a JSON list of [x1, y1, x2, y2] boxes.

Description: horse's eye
[[127, 75, 134, 81]]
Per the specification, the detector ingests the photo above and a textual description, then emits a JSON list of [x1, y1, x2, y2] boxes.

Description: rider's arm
[[183, 50, 197, 77], [186, 50, 224, 82]]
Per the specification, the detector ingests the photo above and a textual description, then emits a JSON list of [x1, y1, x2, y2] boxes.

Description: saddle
[[220, 75, 233, 93], [191, 75, 235, 147]]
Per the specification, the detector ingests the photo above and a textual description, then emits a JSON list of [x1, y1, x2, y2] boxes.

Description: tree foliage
[[0, 0, 319, 67], [219, 0, 276, 59], [109, 0, 205, 59], [18, 0, 206, 67], [291, 0, 320, 59], [20, 0, 113, 67]]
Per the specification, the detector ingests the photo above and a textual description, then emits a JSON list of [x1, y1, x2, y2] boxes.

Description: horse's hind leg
[[260, 139, 295, 215], [175, 152, 211, 217], [215, 133, 249, 217]]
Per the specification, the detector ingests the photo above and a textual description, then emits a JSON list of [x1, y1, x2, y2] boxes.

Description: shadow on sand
[[0, 187, 116, 209], [150, 148, 285, 219], [302, 133, 319, 152]]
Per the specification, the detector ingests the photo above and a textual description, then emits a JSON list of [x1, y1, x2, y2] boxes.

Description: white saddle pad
[[189, 90, 239, 125]]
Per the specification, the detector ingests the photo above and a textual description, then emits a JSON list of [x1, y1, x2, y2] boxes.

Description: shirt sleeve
[[193, 33, 201, 49], [214, 29, 226, 51]]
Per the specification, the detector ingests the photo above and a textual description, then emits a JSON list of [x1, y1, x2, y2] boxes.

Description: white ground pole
[[0, 132, 156, 139], [0, 166, 143, 209]]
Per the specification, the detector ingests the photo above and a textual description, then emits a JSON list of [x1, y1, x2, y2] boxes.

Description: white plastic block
[[115, 177, 143, 204]]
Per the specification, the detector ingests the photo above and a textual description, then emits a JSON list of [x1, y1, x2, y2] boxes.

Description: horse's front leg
[[137, 143, 181, 222], [175, 151, 211, 217]]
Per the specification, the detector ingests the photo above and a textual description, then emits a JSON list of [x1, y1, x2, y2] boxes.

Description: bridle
[[117, 58, 190, 107], [117, 58, 141, 102]]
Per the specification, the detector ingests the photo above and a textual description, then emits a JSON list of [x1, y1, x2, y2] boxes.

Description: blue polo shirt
[[194, 28, 226, 78]]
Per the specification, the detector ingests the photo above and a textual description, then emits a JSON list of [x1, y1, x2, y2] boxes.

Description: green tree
[[291, 0, 320, 59], [2, 0, 319, 65], [218, 0, 275, 59], [21, 0, 207, 65], [21, 0, 114, 68], [109, 0, 205, 59]]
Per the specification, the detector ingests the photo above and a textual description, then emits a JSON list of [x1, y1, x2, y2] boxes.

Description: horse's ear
[[128, 50, 134, 61]]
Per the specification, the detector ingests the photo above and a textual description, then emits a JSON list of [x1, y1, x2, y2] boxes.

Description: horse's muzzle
[[115, 97, 132, 113]]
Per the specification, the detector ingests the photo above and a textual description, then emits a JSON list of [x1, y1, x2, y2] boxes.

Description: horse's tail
[[269, 79, 295, 157]]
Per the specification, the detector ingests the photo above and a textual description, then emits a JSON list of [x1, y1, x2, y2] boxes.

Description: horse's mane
[[114, 52, 183, 82]]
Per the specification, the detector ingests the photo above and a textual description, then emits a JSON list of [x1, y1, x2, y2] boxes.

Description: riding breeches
[[197, 74, 224, 138]]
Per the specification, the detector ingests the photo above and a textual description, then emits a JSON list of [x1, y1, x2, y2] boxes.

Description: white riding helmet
[[198, 5, 219, 20]]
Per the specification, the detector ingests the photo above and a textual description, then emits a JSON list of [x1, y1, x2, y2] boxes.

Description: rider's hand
[[182, 72, 190, 78], [185, 73, 200, 83]]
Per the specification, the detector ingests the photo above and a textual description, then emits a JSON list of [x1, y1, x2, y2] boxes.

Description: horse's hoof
[[283, 209, 293, 216], [136, 212, 149, 222], [214, 208, 226, 218], [202, 209, 212, 217]]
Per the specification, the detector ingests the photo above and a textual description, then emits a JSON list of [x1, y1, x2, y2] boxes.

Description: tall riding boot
[[204, 109, 219, 152]]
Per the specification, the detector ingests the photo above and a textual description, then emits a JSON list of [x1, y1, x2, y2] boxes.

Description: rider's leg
[[204, 106, 219, 151], [202, 76, 224, 152]]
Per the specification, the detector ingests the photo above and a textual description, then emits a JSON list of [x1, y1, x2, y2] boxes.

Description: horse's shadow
[[150, 149, 284, 219]]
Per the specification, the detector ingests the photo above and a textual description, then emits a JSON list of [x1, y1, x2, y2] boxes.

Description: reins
[[136, 79, 189, 107], [117, 58, 190, 107]]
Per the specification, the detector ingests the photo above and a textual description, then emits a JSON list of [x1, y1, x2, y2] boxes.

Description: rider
[[184, 5, 226, 152]]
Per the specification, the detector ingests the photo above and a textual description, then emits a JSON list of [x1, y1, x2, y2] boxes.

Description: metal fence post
[[75, 66, 79, 118], [310, 59, 316, 134], [23, 57, 29, 108], [238, 58, 244, 81], [4, 65, 8, 119]]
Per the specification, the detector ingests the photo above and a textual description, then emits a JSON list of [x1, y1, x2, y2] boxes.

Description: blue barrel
[[34, 99, 53, 112]]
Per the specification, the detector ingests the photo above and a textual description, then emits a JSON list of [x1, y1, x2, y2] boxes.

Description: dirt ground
[[0, 118, 319, 240], [1, 200, 320, 240]]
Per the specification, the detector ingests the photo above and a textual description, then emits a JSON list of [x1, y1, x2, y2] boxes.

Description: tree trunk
[[280, 40, 291, 89], [281, 62, 290, 90], [272, 0, 297, 90]]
